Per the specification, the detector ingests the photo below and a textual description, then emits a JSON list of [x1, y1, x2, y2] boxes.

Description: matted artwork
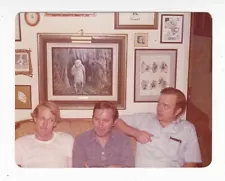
[[134, 49, 177, 102], [15, 13, 21, 41], [134, 33, 148, 47], [160, 14, 184, 43], [44, 12, 96, 17], [15, 49, 33, 77], [114, 12, 158, 29], [15, 85, 32, 109], [37, 33, 127, 109]]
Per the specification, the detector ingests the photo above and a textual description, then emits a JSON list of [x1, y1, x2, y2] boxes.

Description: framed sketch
[[134, 49, 177, 102], [37, 33, 127, 110], [15, 13, 21, 41], [15, 85, 32, 109], [160, 14, 184, 43], [134, 33, 148, 47], [15, 49, 33, 77], [114, 12, 158, 29], [44, 12, 96, 17]]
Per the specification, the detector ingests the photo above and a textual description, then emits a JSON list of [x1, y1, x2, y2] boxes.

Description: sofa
[[15, 118, 137, 153]]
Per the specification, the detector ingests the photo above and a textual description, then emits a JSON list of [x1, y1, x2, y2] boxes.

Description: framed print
[[114, 12, 158, 29], [134, 33, 148, 47], [24, 12, 40, 26], [44, 12, 96, 17], [160, 14, 184, 43], [15, 13, 21, 41], [37, 33, 127, 110], [15, 49, 33, 77], [134, 49, 177, 102], [15, 85, 32, 109]]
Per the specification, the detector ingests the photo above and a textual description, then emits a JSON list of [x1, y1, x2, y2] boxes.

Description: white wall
[[15, 12, 191, 121]]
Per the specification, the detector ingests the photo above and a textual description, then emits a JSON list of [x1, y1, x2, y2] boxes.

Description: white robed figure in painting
[[71, 59, 86, 94]]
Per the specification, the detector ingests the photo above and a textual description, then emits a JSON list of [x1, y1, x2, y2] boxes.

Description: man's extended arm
[[115, 118, 152, 144]]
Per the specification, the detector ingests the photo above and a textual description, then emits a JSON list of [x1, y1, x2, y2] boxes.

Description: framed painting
[[15, 49, 33, 77], [160, 14, 184, 43], [134, 49, 177, 102], [15, 85, 32, 109], [15, 13, 21, 41], [134, 33, 148, 47], [44, 12, 96, 17], [114, 12, 158, 29], [37, 33, 127, 109]]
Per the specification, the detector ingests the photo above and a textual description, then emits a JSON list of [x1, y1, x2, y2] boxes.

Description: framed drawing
[[44, 12, 96, 17], [134, 49, 177, 102], [15, 85, 32, 109], [160, 14, 184, 43], [114, 12, 158, 29], [37, 33, 127, 110], [15, 49, 33, 77], [134, 33, 148, 47], [15, 13, 21, 41]]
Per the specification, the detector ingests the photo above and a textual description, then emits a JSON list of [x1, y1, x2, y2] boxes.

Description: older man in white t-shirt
[[115, 87, 202, 167]]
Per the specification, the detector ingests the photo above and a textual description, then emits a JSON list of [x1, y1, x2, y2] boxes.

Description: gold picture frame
[[15, 85, 32, 109], [15, 49, 33, 77], [134, 33, 148, 47]]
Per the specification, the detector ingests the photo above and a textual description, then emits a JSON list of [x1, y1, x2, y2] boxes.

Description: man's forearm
[[115, 119, 139, 138]]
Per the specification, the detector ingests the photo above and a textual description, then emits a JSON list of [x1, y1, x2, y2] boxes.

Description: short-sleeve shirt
[[72, 129, 135, 167], [120, 112, 202, 167], [15, 132, 74, 168]]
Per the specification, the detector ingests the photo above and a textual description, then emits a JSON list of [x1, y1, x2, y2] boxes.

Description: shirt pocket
[[165, 137, 181, 157]]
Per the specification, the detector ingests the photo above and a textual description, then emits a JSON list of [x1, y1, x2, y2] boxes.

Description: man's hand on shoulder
[[135, 130, 153, 144]]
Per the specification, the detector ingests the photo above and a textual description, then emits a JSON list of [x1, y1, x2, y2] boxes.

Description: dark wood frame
[[160, 14, 184, 44], [114, 12, 158, 29], [37, 33, 127, 110], [15, 85, 32, 109], [134, 49, 177, 102], [15, 13, 21, 41], [15, 49, 33, 77]]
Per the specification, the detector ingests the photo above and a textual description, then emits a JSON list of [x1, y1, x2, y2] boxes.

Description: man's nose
[[41, 119, 48, 128]]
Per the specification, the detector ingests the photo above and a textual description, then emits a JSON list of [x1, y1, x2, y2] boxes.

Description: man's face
[[34, 106, 57, 139], [92, 108, 115, 138], [156, 94, 181, 123]]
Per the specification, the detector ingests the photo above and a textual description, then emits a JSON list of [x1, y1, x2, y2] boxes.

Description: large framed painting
[[134, 49, 177, 102], [114, 12, 158, 29], [37, 33, 127, 110]]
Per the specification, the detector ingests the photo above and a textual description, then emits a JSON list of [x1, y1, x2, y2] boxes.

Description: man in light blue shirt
[[115, 87, 202, 167]]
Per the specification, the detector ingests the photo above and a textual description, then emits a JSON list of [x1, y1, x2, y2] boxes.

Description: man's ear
[[112, 119, 117, 127], [175, 107, 182, 117]]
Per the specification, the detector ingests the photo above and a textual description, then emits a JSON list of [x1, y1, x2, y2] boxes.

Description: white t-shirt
[[15, 132, 74, 168], [120, 112, 202, 167]]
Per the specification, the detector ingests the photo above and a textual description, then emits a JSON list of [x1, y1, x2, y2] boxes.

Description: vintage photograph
[[114, 12, 158, 29], [134, 49, 177, 102], [15, 13, 21, 41], [160, 14, 184, 43], [15, 85, 32, 109], [38, 34, 127, 109], [52, 47, 113, 96], [15, 49, 33, 77], [134, 33, 148, 47]]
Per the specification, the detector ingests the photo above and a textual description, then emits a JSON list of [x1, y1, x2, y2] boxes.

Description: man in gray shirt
[[72, 101, 134, 168]]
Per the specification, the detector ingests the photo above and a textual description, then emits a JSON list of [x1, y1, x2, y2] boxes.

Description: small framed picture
[[15, 85, 32, 109], [134, 33, 148, 47], [15, 13, 21, 41], [15, 49, 33, 77], [114, 12, 158, 29], [134, 49, 177, 102], [160, 14, 184, 43]]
